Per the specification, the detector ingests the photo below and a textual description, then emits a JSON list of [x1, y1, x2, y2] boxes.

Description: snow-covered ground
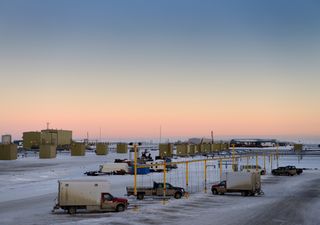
[[0, 151, 319, 225]]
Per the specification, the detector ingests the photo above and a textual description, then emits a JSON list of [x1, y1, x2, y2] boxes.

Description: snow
[[0, 150, 319, 225]]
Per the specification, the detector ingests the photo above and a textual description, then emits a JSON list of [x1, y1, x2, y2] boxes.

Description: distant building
[[230, 139, 277, 148], [23, 129, 72, 150]]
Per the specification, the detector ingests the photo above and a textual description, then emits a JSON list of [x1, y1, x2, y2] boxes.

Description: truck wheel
[[68, 207, 76, 215], [116, 204, 125, 212], [137, 193, 144, 200], [212, 189, 218, 195], [174, 192, 182, 199]]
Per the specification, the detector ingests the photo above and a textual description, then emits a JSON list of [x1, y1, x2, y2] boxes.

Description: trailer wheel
[[116, 204, 125, 212], [174, 192, 182, 199], [68, 207, 77, 215], [212, 189, 218, 195], [137, 193, 144, 200]]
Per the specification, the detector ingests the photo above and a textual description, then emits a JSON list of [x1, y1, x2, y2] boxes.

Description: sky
[[0, 0, 320, 142]]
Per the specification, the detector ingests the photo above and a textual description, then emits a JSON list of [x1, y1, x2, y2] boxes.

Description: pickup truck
[[272, 166, 300, 176], [126, 182, 186, 200]]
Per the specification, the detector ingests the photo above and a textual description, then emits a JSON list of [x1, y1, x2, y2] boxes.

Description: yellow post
[[204, 160, 207, 192], [232, 144, 235, 172], [134, 144, 137, 196], [163, 160, 167, 198], [186, 161, 189, 188], [219, 158, 222, 180], [255, 154, 258, 172], [263, 153, 266, 171], [276, 143, 279, 168], [270, 153, 273, 170]]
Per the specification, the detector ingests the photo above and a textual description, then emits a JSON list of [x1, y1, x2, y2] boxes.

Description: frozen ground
[[0, 151, 319, 225]]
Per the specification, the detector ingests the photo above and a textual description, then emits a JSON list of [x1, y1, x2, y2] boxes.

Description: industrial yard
[[0, 148, 319, 225]]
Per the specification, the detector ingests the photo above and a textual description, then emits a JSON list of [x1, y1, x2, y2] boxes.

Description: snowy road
[[0, 154, 319, 225]]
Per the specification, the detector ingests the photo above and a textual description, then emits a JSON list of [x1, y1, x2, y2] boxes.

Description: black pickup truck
[[126, 182, 186, 200], [272, 166, 303, 176]]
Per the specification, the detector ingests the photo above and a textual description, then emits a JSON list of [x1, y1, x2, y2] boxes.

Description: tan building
[[41, 129, 72, 148], [71, 143, 86, 156], [96, 143, 108, 155], [1, 135, 12, 144], [159, 143, 173, 158], [23, 129, 72, 150], [39, 144, 57, 159], [176, 144, 190, 156], [116, 143, 128, 154], [0, 144, 17, 160], [23, 131, 41, 149]]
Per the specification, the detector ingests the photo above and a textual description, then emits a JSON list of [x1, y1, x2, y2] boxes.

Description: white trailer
[[53, 179, 128, 214], [99, 163, 129, 173]]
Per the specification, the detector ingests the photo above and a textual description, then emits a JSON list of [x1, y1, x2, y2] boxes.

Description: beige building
[[23, 129, 72, 150], [39, 144, 57, 159], [159, 143, 173, 158], [176, 144, 190, 156], [96, 143, 108, 155], [41, 129, 72, 148], [0, 144, 17, 160], [23, 131, 42, 149], [71, 143, 86, 156], [116, 143, 128, 154]]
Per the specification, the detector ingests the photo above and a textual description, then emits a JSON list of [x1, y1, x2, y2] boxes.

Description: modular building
[[203, 143, 212, 153], [39, 144, 57, 159], [23, 131, 42, 149], [294, 144, 303, 152], [116, 143, 128, 154], [23, 129, 72, 150], [0, 144, 17, 160], [41, 129, 72, 149], [189, 144, 198, 155], [159, 143, 173, 158], [1, 134, 12, 144], [71, 143, 86, 156], [176, 144, 190, 156], [96, 143, 108, 155]]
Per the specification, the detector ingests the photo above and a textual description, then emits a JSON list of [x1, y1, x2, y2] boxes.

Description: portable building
[[41, 132, 57, 145], [176, 144, 189, 156], [71, 143, 86, 156], [294, 144, 303, 152], [159, 143, 173, 158], [203, 143, 212, 153], [211, 143, 221, 152], [23, 131, 41, 149], [39, 144, 57, 159], [189, 144, 197, 155], [116, 143, 128, 154], [0, 144, 17, 160], [1, 135, 12, 144], [41, 129, 72, 149], [96, 143, 108, 155]]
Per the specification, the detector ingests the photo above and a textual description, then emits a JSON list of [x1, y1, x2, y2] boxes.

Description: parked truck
[[211, 172, 262, 196], [126, 182, 186, 200], [53, 179, 128, 214], [272, 166, 297, 176]]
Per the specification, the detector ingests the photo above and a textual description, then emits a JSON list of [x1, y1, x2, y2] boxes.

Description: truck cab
[[211, 181, 227, 194], [101, 193, 128, 212]]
